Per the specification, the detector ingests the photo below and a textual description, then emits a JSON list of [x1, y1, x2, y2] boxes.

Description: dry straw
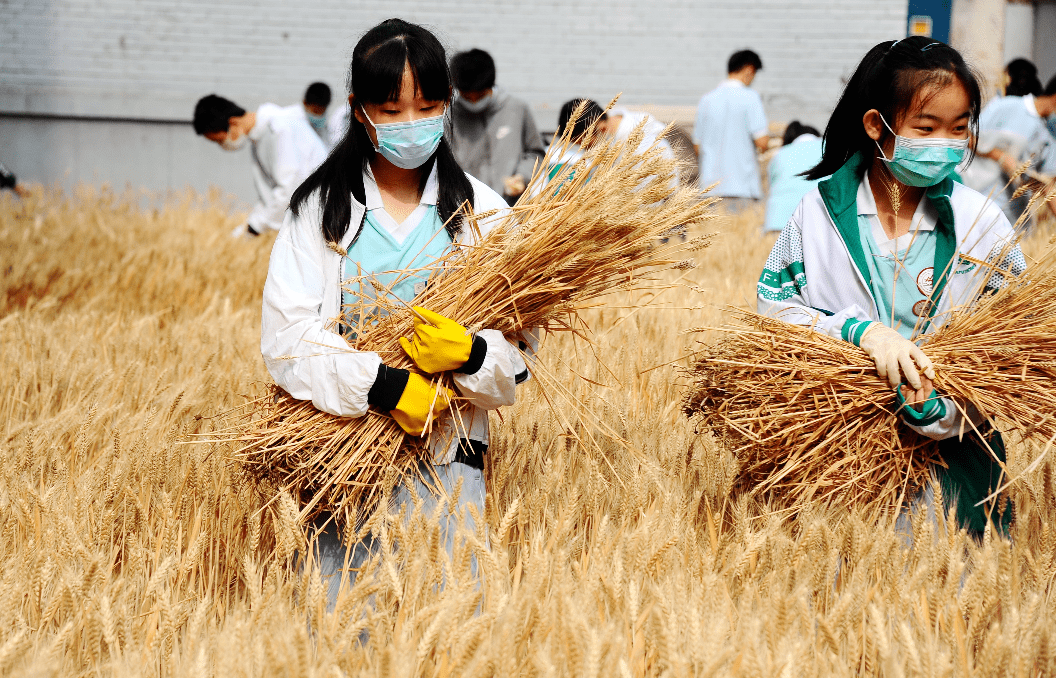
[[217, 99, 716, 524], [684, 193, 1056, 515]]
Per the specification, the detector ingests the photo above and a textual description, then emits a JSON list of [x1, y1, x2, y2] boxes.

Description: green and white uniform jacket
[[758, 152, 1025, 440]]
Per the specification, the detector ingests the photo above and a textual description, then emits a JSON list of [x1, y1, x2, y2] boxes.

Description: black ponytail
[[805, 37, 981, 180], [290, 18, 473, 246]]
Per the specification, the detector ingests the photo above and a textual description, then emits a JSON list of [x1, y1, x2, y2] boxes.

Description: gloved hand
[[858, 323, 935, 389], [391, 372, 453, 437], [399, 306, 474, 373]]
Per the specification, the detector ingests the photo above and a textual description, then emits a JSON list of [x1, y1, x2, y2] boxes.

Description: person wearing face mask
[[960, 59, 1056, 226], [193, 94, 327, 238], [299, 82, 334, 148], [265, 19, 536, 611], [759, 38, 1025, 542], [448, 49, 546, 205]]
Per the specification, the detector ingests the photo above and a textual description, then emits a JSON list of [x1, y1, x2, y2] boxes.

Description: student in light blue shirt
[[960, 60, 1056, 225], [693, 49, 769, 203], [763, 121, 824, 234]]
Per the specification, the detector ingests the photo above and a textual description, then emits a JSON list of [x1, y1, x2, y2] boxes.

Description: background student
[[300, 81, 334, 148], [763, 121, 824, 236], [960, 58, 1056, 226], [193, 94, 327, 238], [448, 48, 546, 205], [693, 49, 769, 210]]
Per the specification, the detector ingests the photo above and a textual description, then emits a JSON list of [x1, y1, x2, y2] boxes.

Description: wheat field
[[2, 185, 1056, 677]]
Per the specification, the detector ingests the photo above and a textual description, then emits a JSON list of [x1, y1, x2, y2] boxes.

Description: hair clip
[[888, 38, 903, 51], [920, 42, 940, 51]]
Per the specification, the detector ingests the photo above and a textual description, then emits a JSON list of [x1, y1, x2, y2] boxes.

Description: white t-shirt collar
[[1024, 94, 1041, 119], [362, 161, 441, 245], [858, 169, 938, 251], [363, 161, 440, 211]]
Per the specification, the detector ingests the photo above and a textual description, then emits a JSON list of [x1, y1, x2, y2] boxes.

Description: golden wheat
[[2, 186, 1056, 676]]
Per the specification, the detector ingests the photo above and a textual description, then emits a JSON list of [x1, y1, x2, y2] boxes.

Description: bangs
[[890, 69, 958, 124], [353, 34, 451, 105]]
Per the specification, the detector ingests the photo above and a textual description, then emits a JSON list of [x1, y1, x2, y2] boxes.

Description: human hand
[[503, 175, 526, 197], [398, 306, 474, 373], [858, 324, 935, 389], [390, 372, 453, 436], [899, 376, 935, 412]]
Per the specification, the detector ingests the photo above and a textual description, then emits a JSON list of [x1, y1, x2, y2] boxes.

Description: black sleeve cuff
[[455, 335, 488, 375], [367, 364, 409, 411]]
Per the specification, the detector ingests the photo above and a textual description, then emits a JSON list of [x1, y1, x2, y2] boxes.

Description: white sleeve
[[757, 209, 874, 339], [261, 207, 382, 417], [452, 330, 532, 410], [448, 179, 536, 409], [247, 130, 303, 233]]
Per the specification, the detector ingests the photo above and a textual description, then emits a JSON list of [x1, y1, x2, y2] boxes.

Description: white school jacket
[[261, 167, 530, 463], [758, 153, 1025, 439], [246, 104, 328, 233]]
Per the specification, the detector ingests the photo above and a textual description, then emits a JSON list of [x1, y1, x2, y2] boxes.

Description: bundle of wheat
[[683, 244, 1056, 514], [218, 102, 716, 524]]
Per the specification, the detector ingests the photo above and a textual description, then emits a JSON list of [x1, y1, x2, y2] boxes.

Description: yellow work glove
[[391, 372, 453, 437], [399, 306, 475, 374]]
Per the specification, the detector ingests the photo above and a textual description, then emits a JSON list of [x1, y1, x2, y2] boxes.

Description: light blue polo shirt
[[763, 134, 824, 232], [693, 79, 768, 198]]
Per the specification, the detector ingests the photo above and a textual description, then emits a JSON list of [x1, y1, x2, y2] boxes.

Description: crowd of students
[[174, 18, 1056, 607]]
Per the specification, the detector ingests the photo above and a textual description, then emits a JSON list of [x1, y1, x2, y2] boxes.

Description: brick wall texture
[[1, 0, 909, 129]]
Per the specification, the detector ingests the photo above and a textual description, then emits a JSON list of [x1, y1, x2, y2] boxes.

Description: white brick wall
[[2, 0, 908, 129], [0, 0, 908, 200]]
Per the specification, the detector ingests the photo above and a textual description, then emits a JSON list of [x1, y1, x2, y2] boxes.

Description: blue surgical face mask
[[875, 114, 968, 187], [361, 107, 445, 169], [458, 93, 491, 114], [307, 112, 328, 134]]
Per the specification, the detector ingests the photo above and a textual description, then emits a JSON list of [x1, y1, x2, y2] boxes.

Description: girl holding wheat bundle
[[261, 19, 532, 606], [757, 37, 1025, 540]]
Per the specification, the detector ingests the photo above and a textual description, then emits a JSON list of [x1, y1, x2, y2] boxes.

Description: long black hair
[[290, 19, 474, 245], [556, 99, 607, 142], [1005, 58, 1042, 97], [805, 37, 981, 180]]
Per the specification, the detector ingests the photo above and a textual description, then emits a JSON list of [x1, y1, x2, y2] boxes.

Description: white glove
[[858, 323, 935, 389]]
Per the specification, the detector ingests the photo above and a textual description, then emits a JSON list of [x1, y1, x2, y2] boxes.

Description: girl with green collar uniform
[[262, 19, 533, 608], [757, 37, 1025, 540]]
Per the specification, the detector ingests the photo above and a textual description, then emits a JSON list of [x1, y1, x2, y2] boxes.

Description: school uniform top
[[961, 94, 1056, 221], [693, 79, 768, 198], [326, 102, 352, 150], [246, 103, 328, 233], [757, 152, 1024, 440], [763, 134, 824, 232], [261, 163, 532, 464]]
